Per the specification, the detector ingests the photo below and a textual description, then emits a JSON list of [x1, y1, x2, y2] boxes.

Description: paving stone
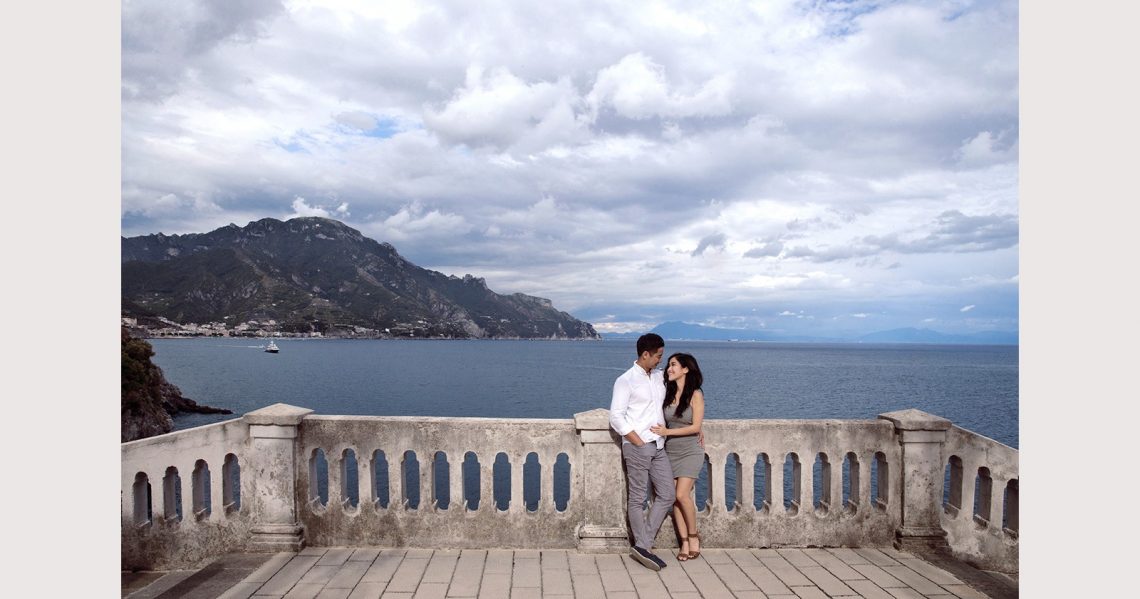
[[852, 549, 901, 567], [667, 593, 702, 599], [484, 551, 514, 574], [846, 579, 898, 599], [410, 582, 448, 599], [776, 549, 818, 568], [704, 549, 735, 565], [756, 554, 812, 587], [350, 549, 382, 562], [939, 584, 990, 599], [827, 548, 872, 566], [883, 587, 926, 599], [328, 562, 371, 589], [217, 581, 264, 599], [244, 553, 297, 583], [596, 554, 628, 572], [568, 569, 605, 599], [896, 558, 964, 586], [802, 548, 865, 580], [707, 557, 760, 591], [298, 565, 341, 585], [362, 554, 405, 584], [678, 557, 736, 599], [881, 565, 946, 596], [601, 593, 638, 599], [347, 582, 387, 599], [625, 563, 668, 597], [596, 558, 635, 593], [423, 553, 460, 584], [878, 547, 915, 561], [315, 588, 351, 599], [318, 548, 356, 567], [539, 550, 570, 570], [405, 549, 434, 559], [387, 557, 430, 593], [380, 593, 413, 599], [127, 570, 197, 599], [799, 565, 857, 596], [513, 558, 542, 588], [381, 549, 408, 558], [447, 550, 486, 597], [851, 565, 907, 588], [508, 587, 541, 599], [515, 550, 541, 560], [300, 547, 328, 557], [568, 554, 598, 576], [477, 573, 510, 599], [259, 556, 322, 596], [539, 566, 572, 593], [282, 582, 324, 599], [789, 586, 829, 599]]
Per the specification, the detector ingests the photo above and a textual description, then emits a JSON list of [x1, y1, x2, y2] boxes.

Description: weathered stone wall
[[940, 425, 1019, 574], [295, 415, 583, 548], [121, 418, 252, 570], [121, 406, 1017, 574]]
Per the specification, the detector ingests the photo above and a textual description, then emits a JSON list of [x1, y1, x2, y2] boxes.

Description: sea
[[151, 338, 1018, 509]]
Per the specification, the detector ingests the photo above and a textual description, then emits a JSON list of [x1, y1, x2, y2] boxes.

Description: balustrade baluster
[[540, 450, 555, 513], [420, 449, 433, 511], [510, 453, 525, 513], [961, 460, 978, 524], [770, 450, 785, 514], [390, 450, 404, 510], [740, 452, 755, 511], [357, 453, 373, 508], [480, 455, 494, 512], [988, 475, 1006, 532], [448, 450, 463, 511], [828, 451, 842, 516], [327, 448, 342, 509], [708, 451, 726, 513]]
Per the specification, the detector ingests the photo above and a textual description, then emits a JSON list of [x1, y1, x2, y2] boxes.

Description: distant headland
[[121, 217, 599, 340]]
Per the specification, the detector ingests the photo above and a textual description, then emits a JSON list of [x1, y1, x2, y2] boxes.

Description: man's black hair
[[636, 333, 665, 357]]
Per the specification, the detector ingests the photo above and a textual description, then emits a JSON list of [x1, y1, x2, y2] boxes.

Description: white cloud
[[120, 0, 1019, 336], [960, 304, 976, 312]]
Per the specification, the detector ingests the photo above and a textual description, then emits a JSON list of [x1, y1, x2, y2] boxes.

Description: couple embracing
[[608, 333, 706, 571]]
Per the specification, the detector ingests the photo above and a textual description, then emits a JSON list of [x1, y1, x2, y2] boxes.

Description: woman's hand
[[649, 423, 668, 436]]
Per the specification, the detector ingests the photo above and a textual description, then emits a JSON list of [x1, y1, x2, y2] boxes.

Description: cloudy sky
[[120, 0, 1018, 336]]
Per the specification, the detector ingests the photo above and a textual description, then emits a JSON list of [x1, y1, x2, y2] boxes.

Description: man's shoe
[[630, 546, 665, 571]]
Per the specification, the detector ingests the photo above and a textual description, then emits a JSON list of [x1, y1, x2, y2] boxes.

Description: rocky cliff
[[121, 327, 232, 442]]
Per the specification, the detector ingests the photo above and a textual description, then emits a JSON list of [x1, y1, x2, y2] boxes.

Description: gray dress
[[664, 401, 704, 478]]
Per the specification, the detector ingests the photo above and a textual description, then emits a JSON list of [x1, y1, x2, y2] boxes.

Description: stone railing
[[121, 405, 1018, 575]]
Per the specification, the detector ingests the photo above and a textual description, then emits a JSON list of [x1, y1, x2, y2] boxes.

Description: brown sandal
[[687, 532, 701, 559], [677, 535, 691, 561]]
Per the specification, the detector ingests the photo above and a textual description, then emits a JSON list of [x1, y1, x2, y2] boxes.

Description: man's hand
[[626, 431, 645, 446]]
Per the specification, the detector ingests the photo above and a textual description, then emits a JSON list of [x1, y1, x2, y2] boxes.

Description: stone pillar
[[244, 403, 314, 552], [878, 408, 952, 551], [574, 408, 629, 552]]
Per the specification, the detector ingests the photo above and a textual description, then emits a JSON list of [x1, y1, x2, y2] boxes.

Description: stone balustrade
[[121, 404, 1018, 576]]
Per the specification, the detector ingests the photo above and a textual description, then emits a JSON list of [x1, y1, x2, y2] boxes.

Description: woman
[[650, 352, 705, 561]]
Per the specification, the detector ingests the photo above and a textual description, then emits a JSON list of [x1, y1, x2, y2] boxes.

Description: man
[[609, 333, 675, 571]]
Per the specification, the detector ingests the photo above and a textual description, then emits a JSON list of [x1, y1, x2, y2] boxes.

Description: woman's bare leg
[[672, 479, 689, 556], [675, 477, 698, 554]]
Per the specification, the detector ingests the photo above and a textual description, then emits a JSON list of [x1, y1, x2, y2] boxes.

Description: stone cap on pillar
[[878, 408, 952, 432], [574, 408, 611, 431], [243, 403, 315, 426]]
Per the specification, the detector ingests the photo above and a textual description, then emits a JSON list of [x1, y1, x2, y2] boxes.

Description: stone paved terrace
[[121, 546, 1017, 599]]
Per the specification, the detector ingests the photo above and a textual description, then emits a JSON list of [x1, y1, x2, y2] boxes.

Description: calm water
[[152, 338, 1017, 510], [155, 338, 1018, 447]]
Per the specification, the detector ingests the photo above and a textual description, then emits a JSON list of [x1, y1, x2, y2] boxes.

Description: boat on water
[[264, 341, 279, 353]]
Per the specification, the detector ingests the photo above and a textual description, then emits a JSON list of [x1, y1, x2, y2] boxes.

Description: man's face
[[644, 347, 664, 370]]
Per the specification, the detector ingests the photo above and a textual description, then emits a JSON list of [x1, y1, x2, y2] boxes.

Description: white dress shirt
[[609, 362, 667, 448]]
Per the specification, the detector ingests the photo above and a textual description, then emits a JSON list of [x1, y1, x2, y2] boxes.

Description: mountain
[[601, 322, 1017, 345], [855, 328, 1018, 345], [121, 217, 599, 339]]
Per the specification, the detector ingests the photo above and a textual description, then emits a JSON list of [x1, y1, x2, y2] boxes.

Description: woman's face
[[666, 357, 688, 382]]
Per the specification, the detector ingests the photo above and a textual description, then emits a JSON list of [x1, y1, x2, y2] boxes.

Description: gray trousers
[[622, 442, 676, 550]]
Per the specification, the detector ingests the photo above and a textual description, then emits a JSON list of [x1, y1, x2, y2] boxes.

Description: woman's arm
[[650, 391, 704, 436]]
